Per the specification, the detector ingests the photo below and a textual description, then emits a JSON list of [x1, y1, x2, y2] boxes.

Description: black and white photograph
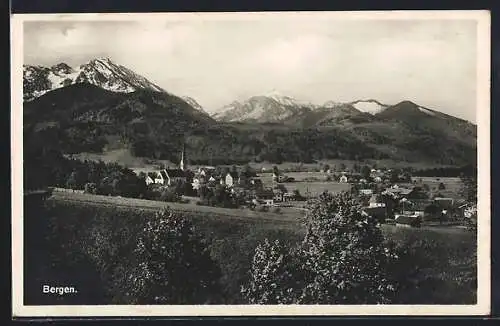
[[11, 11, 490, 317]]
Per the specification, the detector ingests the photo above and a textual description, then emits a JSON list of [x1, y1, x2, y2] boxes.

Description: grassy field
[[409, 176, 464, 199], [37, 191, 476, 304], [50, 191, 303, 225], [258, 171, 351, 197]]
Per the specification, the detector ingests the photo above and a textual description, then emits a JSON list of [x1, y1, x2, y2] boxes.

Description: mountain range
[[23, 58, 166, 102], [23, 58, 477, 167], [212, 95, 390, 124]]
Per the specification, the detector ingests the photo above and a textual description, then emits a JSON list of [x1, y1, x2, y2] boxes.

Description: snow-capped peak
[[350, 99, 388, 115], [182, 96, 206, 112], [322, 100, 343, 108], [260, 90, 315, 108], [418, 106, 436, 116], [23, 57, 166, 101]]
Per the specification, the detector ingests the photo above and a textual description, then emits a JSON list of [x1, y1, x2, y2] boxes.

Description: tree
[[84, 182, 97, 194], [438, 182, 446, 190], [272, 165, 280, 176], [460, 173, 477, 202], [126, 209, 222, 304], [242, 192, 398, 304], [424, 203, 440, 217], [240, 239, 299, 304], [389, 169, 400, 183], [159, 188, 181, 202], [361, 165, 371, 180], [65, 171, 79, 189]]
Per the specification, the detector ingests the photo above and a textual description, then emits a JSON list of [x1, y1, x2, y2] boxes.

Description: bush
[[242, 192, 398, 304], [159, 189, 181, 203], [84, 182, 97, 194], [258, 205, 269, 212], [125, 209, 222, 304]]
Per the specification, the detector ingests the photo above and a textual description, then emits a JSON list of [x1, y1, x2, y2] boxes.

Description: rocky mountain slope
[[181, 96, 207, 113], [212, 93, 317, 123], [23, 58, 165, 101], [212, 96, 390, 124]]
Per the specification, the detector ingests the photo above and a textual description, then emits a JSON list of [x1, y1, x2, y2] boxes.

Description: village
[[135, 146, 477, 228]]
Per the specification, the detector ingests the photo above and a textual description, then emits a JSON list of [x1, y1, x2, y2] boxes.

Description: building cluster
[[354, 180, 467, 227], [140, 146, 303, 207], [139, 147, 474, 224]]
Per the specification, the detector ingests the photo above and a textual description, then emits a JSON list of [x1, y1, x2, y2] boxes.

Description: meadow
[[25, 191, 477, 305], [71, 149, 456, 175], [259, 171, 351, 197], [410, 176, 464, 199]]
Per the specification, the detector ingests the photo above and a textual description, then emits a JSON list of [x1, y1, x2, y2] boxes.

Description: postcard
[[11, 10, 490, 317]]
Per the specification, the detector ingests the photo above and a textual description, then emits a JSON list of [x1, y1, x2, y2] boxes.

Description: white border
[[11, 10, 491, 317]]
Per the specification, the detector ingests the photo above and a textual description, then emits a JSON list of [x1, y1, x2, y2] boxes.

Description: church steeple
[[180, 143, 186, 171]]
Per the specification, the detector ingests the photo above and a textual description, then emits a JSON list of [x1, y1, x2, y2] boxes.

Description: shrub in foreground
[[125, 209, 222, 304], [242, 192, 398, 304]]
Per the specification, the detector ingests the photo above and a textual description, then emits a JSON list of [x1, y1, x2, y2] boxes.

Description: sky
[[23, 15, 479, 122]]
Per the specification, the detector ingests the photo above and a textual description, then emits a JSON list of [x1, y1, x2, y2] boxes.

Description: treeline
[[413, 164, 476, 177], [129, 126, 389, 165], [24, 145, 147, 196], [24, 140, 247, 209]]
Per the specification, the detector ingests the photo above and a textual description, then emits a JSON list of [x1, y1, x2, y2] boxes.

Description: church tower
[[180, 143, 186, 171]]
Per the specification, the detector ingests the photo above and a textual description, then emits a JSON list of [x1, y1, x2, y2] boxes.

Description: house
[[394, 214, 421, 227], [373, 176, 382, 183], [359, 188, 373, 196], [263, 199, 274, 206], [370, 169, 384, 179], [255, 189, 275, 206], [385, 185, 413, 198], [238, 170, 257, 187], [154, 170, 169, 185], [434, 197, 454, 209], [198, 166, 216, 176], [461, 203, 477, 219], [145, 172, 156, 185], [274, 191, 284, 202], [339, 175, 348, 183], [283, 192, 296, 201], [249, 178, 264, 190], [363, 206, 387, 222], [155, 169, 187, 186], [225, 171, 240, 187], [406, 187, 429, 200], [368, 195, 386, 208], [402, 200, 430, 218]]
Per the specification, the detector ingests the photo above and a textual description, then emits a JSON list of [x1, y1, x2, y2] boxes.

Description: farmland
[[50, 191, 303, 226], [258, 172, 352, 197], [410, 176, 464, 199]]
